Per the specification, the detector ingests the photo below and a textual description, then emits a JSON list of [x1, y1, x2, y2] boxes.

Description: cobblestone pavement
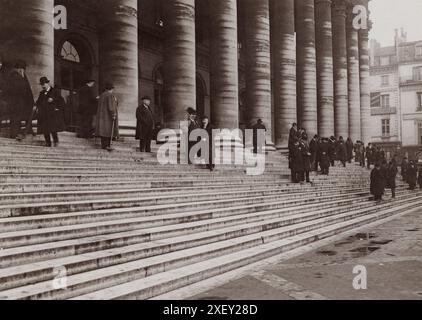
[[188, 208, 422, 300]]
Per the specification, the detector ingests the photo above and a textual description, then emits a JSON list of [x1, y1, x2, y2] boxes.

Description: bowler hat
[[39, 77, 50, 85], [105, 82, 114, 90], [186, 107, 196, 115]]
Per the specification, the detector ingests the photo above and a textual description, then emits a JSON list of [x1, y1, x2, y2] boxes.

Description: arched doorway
[[56, 38, 94, 131]]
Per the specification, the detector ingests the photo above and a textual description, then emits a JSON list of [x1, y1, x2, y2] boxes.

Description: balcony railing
[[370, 107, 397, 116]]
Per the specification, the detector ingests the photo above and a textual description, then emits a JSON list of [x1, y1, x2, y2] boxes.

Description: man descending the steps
[[386, 160, 398, 199], [366, 143, 374, 169], [407, 161, 417, 191], [328, 136, 337, 167], [187, 107, 200, 164], [370, 162, 385, 202], [290, 138, 304, 183], [35, 77, 66, 148], [77, 79, 98, 139], [136, 96, 155, 153], [95, 83, 119, 152], [7, 60, 35, 140], [252, 119, 266, 155], [318, 138, 331, 175]]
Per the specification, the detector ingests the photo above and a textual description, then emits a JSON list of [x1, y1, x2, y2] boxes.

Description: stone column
[[270, 0, 297, 149], [359, 26, 371, 144], [315, 0, 335, 138], [99, 0, 139, 125], [0, 0, 54, 95], [346, 7, 361, 142], [243, 0, 274, 148], [163, 0, 196, 129], [271, 0, 296, 149], [332, 0, 349, 138], [209, 0, 239, 129], [296, 0, 318, 137]]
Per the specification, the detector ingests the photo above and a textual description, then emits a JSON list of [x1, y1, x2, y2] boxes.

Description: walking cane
[[110, 118, 116, 148]]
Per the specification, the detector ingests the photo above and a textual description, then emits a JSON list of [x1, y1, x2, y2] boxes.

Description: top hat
[[39, 77, 50, 85], [141, 95, 152, 101], [85, 78, 96, 84], [186, 107, 197, 115], [105, 82, 114, 90]]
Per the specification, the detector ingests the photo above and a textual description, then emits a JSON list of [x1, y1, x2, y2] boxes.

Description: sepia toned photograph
[[0, 0, 421, 309]]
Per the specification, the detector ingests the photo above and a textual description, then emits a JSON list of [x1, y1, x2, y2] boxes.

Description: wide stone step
[[1, 196, 420, 300], [0, 185, 371, 218]]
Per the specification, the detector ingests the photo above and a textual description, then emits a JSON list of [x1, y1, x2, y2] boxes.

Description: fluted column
[[332, 0, 349, 138], [0, 0, 54, 95], [163, 0, 196, 129], [296, 0, 318, 137], [346, 7, 361, 142], [99, 0, 138, 125], [271, 0, 296, 149], [359, 26, 371, 144], [243, 0, 273, 148], [315, 0, 335, 137], [209, 0, 238, 129]]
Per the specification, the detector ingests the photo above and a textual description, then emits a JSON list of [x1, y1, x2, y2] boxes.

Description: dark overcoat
[[418, 168, 422, 187], [291, 144, 304, 172], [407, 165, 417, 185], [301, 141, 312, 172], [337, 142, 348, 162], [35, 87, 66, 134], [95, 91, 119, 138], [78, 85, 97, 116], [385, 165, 398, 189], [318, 142, 331, 169], [346, 140, 354, 160], [7, 70, 34, 119], [370, 168, 385, 197], [135, 105, 154, 140]]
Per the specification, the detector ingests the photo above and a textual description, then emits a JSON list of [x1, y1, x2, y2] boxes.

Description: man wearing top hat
[[35, 77, 66, 147], [95, 82, 119, 151], [136, 95, 155, 153], [7, 60, 35, 140], [77, 79, 98, 139]]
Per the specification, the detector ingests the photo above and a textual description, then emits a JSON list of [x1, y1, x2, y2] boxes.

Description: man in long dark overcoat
[[309, 135, 319, 171], [407, 161, 417, 190], [136, 96, 155, 153], [202, 116, 215, 172], [95, 83, 119, 151], [77, 79, 98, 139], [346, 137, 354, 163], [370, 163, 385, 202], [385, 161, 398, 199], [35, 77, 65, 147], [318, 138, 331, 175], [291, 140, 304, 183], [7, 60, 34, 140], [337, 137, 348, 167]]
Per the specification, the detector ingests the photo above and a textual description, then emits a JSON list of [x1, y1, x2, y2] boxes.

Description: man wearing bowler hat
[[95, 82, 119, 151], [136, 96, 155, 153], [7, 60, 35, 140], [35, 77, 66, 147]]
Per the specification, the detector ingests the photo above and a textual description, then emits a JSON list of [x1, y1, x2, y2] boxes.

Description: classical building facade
[[0, 0, 371, 148], [369, 30, 422, 149]]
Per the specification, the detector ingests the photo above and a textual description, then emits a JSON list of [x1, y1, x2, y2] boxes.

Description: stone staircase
[[0, 132, 421, 300]]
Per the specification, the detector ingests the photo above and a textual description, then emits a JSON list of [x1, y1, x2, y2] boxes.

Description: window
[[381, 75, 389, 86], [373, 56, 381, 67], [413, 66, 422, 81], [371, 92, 381, 108], [381, 119, 390, 137], [381, 94, 390, 108], [416, 46, 422, 57], [417, 92, 422, 110], [60, 41, 80, 63]]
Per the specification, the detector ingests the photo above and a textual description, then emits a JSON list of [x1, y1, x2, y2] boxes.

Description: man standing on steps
[[309, 135, 319, 171], [95, 83, 119, 152], [35, 77, 66, 148], [202, 116, 215, 172], [318, 138, 331, 175], [252, 119, 266, 155], [7, 60, 35, 140], [346, 137, 354, 163], [366, 143, 374, 169], [136, 96, 155, 153], [370, 162, 385, 202], [386, 160, 398, 199], [407, 161, 417, 191], [77, 79, 98, 139], [337, 137, 347, 168]]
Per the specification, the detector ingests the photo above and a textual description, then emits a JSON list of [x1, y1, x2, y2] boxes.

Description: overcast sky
[[369, 0, 422, 46]]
